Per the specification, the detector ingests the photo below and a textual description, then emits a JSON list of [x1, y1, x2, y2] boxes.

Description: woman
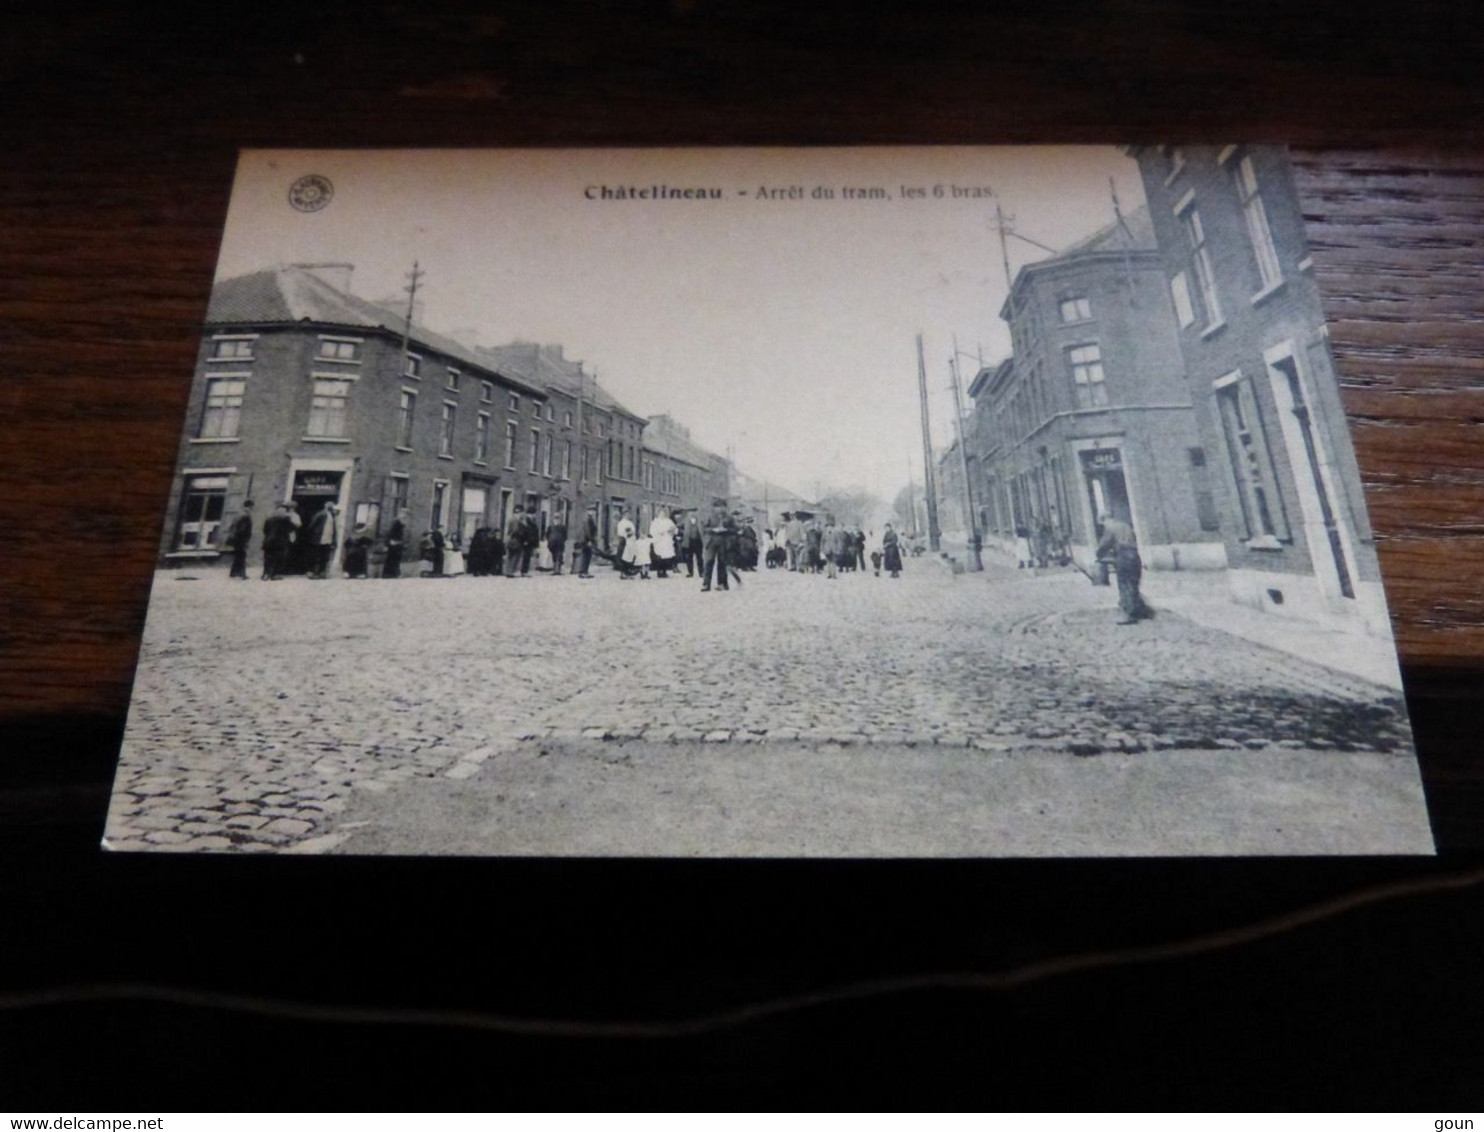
[[882, 523, 904, 579], [648, 508, 678, 578]]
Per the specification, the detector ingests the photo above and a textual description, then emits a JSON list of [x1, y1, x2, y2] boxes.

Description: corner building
[[970, 209, 1224, 573], [161, 264, 549, 573], [1132, 146, 1388, 633]]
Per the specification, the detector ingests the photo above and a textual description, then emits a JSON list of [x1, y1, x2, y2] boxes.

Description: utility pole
[[950, 337, 982, 571], [916, 333, 941, 552], [398, 261, 425, 372], [905, 454, 918, 538]]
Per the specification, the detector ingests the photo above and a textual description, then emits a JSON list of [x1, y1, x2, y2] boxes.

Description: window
[[317, 338, 360, 362], [531, 400, 541, 417], [1164, 146, 1186, 185], [1169, 272, 1196, 329], [390, 475, 409, 518], [530, 429, 541, 473], [1233, 155, 1282, 291], [561, 440, 571, 479], [439, 402, 456, 457], [546, 404, 555, 423], [398, 390, 416, 448], [307, 378, 351, 437], [475, 412, 490, 463], [542, 432, 553, 477], [200, 377, 244, 438], [404, 352, 422, 379], [481, 381, 494, 403], [211, 338, 254, 360], [1214, 374, 1289, 544], [581, 446, 589, 483], [508, 393, 519, 412], [1178, 202, 1222, 328], [446, 368, 461, 392], [175, 475, 228, 550], [1068, 345, 1107, 409], [563, 411, 572, 429], [504, 421, 517, 470], [1059, 296, 1092, 323]]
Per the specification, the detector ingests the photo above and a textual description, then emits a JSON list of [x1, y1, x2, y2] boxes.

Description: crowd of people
[[221, 497, 911, 587]]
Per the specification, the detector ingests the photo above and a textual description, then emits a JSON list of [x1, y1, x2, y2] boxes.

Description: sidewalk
[[1139, 570, 1405, 692]]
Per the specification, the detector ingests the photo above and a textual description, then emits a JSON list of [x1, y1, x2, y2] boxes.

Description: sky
[[216, 147, 1148, 503]]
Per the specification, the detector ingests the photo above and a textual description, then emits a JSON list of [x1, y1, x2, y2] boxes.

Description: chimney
[[293, 262, 355, 293]]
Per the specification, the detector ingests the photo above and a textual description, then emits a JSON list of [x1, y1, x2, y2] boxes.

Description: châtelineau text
[[584, 183, 996, 201]]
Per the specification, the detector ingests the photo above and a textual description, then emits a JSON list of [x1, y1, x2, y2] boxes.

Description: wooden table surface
[[4, 0, 1484, 1106]]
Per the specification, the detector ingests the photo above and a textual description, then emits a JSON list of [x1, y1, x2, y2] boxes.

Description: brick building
[[967, 208, 1225, 573], [161, 264, 550, 573], [638, 413, 731, 531], [1132, 145, 1388, 632]]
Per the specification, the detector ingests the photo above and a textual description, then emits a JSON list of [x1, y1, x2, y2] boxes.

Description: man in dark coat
[[575, 505, 598, 579], [306, 502, 339, 579], [547, 516, 568, 576], [681, 511, 704, 577], [225, 500, 254, 579], [701, 499, 734, 592], [1096, 512, 1153, 625], [518, 508, 539, 577], [261, 502, 294, 581], [382, 509, 407, 578]]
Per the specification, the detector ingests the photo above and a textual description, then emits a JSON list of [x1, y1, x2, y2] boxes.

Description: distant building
[[969, 208, 1224, 573], [1132, 145, 1388, 632], [479, 342, 648, 549], [638, 413, 731, 529], [162, 264, 548, 572]]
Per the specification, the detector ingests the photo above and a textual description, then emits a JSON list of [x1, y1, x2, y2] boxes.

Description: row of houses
[[162, 263, 731, 573], [936, 145, 1389, 636]]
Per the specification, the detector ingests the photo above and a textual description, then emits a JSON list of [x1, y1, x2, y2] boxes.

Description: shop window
[[1214, 374, 1289, 544], [175, 475, 228, 551]]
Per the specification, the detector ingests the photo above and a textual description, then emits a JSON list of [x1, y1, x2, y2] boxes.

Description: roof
[[478, 342, 645, 423], [1054, 202, 1155, 257], [207, 266, 546, 397], [643, 420, 724, 471]]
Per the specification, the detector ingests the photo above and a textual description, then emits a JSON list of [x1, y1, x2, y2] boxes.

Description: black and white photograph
[[102, 145, 1435, 856]]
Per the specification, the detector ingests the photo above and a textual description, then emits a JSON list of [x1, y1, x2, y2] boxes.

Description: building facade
[[638, 413, 731, 531], [1133, 145, 1388, 632], [968, 210, 1225, 573], [162, 265, 550, 573]]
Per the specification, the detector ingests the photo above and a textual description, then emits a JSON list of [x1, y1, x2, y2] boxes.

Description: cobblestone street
[[104, 558, 1433, 856]]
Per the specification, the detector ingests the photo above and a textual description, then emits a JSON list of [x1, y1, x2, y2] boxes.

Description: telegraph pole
[[916, 333, 942, 552], [949, 338, 982, 571], [398, 260, 425, 375]]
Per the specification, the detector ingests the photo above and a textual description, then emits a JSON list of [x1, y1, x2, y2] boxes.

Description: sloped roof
[[478, 341, 644, 422], [643, 420, 723, 470], [1054, 203, 1155, 257], [207, 266, 545, 396]]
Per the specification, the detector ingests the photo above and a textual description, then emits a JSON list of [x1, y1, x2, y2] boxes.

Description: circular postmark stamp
[[288, 174, 335, 212]]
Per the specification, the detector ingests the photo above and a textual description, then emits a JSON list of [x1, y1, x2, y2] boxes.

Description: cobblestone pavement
[[103, 557, 1429, 855]]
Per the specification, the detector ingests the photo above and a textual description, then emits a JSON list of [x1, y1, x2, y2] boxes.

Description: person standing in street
[[261, 502, 293, 581], [649, 507, 678, 578], [427, 524, 446, 577], [307, 501, 339, 579], [518, 508, 539, 577], [682, 510, 704, 577], [505, 506, 526, 578], [883, 522, 903, 579], [823, 519, 840, 579], [615, 509, 637, 578], [225, 499, 254, 580], [547, 515, 568, 576], [785, 512, 805, 572], [1096, 511, 1153, 625], [576, 505, 598, 579], [701, 498, 733, 592], [382, 509, 408, 579], [343, 522, 373, 578]]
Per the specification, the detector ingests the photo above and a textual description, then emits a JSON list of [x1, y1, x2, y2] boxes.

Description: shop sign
[[1081, 448, 1122, 472]]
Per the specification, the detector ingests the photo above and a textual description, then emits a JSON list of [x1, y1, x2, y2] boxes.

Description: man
[[700, 498, 734, 592], [682, 510, 704, 577], [225, 499, 254, 579], [785, 512, 805, 572], [547, 515, 568, 576], [575, 505, 598, 579], [823, 519, 840, 579], [427, 524, 446, 577], [505, 506, 526, 578], [261, 502, 295, 581], [518, 507, 539, 576], [306, 501, 339, 579], [1096, 511, 1152, 625], [382, 508, 408, 578]]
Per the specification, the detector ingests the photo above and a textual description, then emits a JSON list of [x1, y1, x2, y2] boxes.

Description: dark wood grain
[[5, 1, 1484, 1104]]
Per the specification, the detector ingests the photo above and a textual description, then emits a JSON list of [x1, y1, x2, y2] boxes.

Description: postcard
[[103, 146, 1434, 856]]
